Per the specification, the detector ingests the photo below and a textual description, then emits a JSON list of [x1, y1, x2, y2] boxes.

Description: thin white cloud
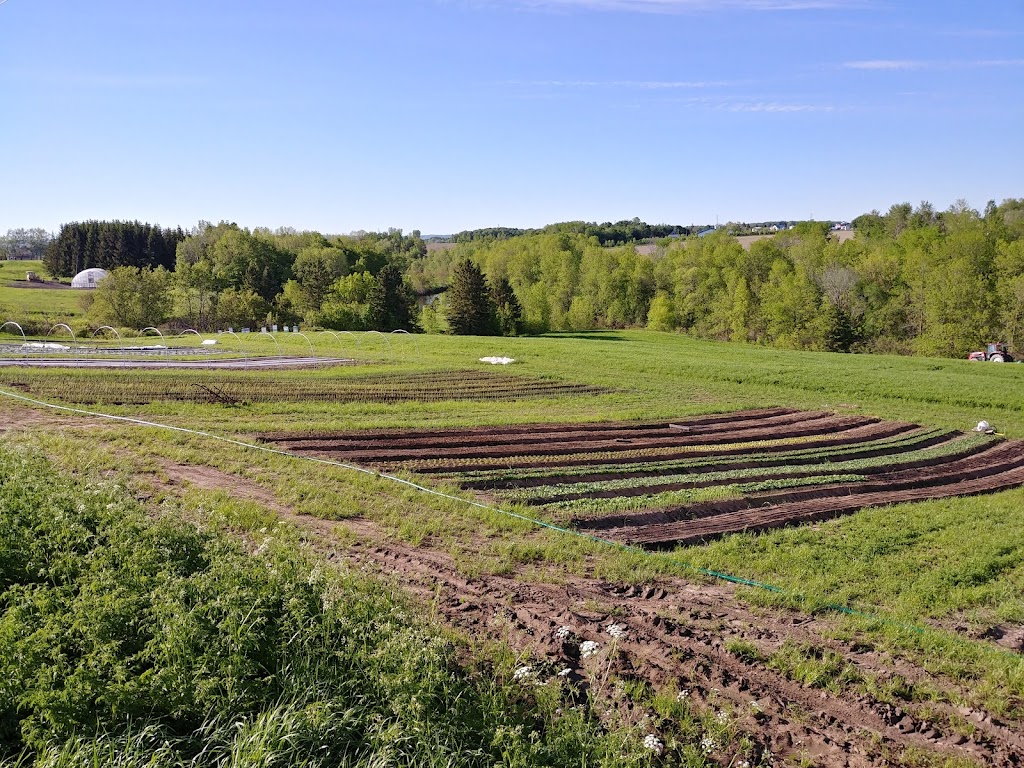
[[845, 58, 1024, 71], [723, 101, 835, 112], [510, 79, 737, 88], [844, 60, 926, 71], [466, 0, 863, 12]]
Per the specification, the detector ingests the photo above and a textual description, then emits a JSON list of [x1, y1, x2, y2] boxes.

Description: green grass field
[[3, 330, 1024, 765], [0, 259, 49, 283]]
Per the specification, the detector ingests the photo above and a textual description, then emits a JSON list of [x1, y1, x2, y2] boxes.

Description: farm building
[[71, 268, 109, 289]]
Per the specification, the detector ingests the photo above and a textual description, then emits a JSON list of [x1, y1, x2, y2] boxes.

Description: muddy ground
[[153, 459, 1024, 767]]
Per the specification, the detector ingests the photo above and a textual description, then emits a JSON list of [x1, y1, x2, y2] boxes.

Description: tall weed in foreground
[[0, 445, 658, 767]]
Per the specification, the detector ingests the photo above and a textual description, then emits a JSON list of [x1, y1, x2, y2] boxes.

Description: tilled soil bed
[[259, 408, 1024, 547]]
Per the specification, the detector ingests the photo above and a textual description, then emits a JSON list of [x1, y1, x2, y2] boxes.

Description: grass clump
[[0, 444, 657, 767]]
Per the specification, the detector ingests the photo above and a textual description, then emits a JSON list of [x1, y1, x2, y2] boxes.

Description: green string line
[[0, 388, 922, 634]]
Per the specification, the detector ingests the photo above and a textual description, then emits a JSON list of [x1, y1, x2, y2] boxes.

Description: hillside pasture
[[3, 330, 1024, 766]]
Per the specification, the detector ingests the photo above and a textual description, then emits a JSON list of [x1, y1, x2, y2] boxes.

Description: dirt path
[[340, 531, 1024, 767], [140, 458, 1024, 767]]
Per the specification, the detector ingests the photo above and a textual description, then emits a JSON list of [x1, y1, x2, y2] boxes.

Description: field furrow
[[260, 409, 1024, 547]]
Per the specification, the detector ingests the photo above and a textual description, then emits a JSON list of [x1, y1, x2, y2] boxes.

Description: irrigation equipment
[[390, 328, 419, 359], [140, 327, 169, 364], [91, 326, 125, 366], [260, 330, 283, 358], [217, 330, 249, 363], [46, 324, 79, 366]]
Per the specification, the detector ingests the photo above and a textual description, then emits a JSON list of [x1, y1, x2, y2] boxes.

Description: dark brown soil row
[[463, 427, 952, 491], [260, 407, 800, 444], [597, 447, 1024, 548], [268, 409, 837, 453], [520, 433, 982, 504], [575, 440, 1023, 535], [408, 420, 917, 474], [283, 415, 877, 464]]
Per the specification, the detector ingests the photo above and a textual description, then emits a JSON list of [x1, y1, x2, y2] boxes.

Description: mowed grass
[[0, 286, 85, 320], [0, 259, 49, 282], [3, 329, 1024, 715]]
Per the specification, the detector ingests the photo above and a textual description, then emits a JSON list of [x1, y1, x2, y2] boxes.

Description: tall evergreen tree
[[491, 277, 523, 336], [445, 260, 496, 335], [366, 264, 417, 330]]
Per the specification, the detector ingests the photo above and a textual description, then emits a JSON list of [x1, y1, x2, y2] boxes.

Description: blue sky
[[1, 0, 1021, 234]]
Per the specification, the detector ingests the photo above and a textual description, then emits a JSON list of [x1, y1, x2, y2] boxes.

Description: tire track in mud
[[336, 526, 1024, 768], [140, 457, 1024, 767]]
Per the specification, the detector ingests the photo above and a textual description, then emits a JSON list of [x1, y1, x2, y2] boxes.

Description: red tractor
[[968, 343, 1015, 363]]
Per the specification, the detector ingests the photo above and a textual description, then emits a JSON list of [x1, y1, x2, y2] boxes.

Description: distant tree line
[[419, 199, 1024, 356], [78, 223, 425, 332], [451, 218, 696, 246], [0, 228, 52, 260], [26, 199, 1024, 358], [44, 221, 184, 277]]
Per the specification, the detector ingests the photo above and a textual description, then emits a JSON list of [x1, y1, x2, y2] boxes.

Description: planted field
[[262, 407, 1024, 547], [0, 367, 608, 405], [6, 331, 1024, 767]]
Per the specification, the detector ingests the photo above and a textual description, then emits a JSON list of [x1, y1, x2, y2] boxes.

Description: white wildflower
[[700, 735, 718, 754], [557, 667, 572, 677], [580, 640, 600, 659], [643, 734, 664, 755], [513, 665, 534, 682], [749, 700, 763, 713], [676, 689, 690, 701], [555, 625, 573, 641], [606, 623, 628, 639], [716, 710, 729, 724]]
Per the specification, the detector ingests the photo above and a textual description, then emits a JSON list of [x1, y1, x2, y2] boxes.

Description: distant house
[[696, 228, 717, 238], [71, 268, 109, 289]]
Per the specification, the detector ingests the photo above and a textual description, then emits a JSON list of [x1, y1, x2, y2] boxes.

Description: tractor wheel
[[991, 354, 1005, 362]]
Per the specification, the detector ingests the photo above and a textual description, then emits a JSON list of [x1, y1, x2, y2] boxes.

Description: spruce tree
[[445, 259, 496, 335], [491, 277, 523, 336], [366, 264, 416, 330]]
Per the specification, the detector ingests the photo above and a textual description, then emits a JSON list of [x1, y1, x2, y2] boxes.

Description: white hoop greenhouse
[[70, 268, 109, 289]]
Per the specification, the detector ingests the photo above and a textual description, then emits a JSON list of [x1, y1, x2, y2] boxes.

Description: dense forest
[[8, 198, 1024, 358], [45, 221, 185, 276]]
